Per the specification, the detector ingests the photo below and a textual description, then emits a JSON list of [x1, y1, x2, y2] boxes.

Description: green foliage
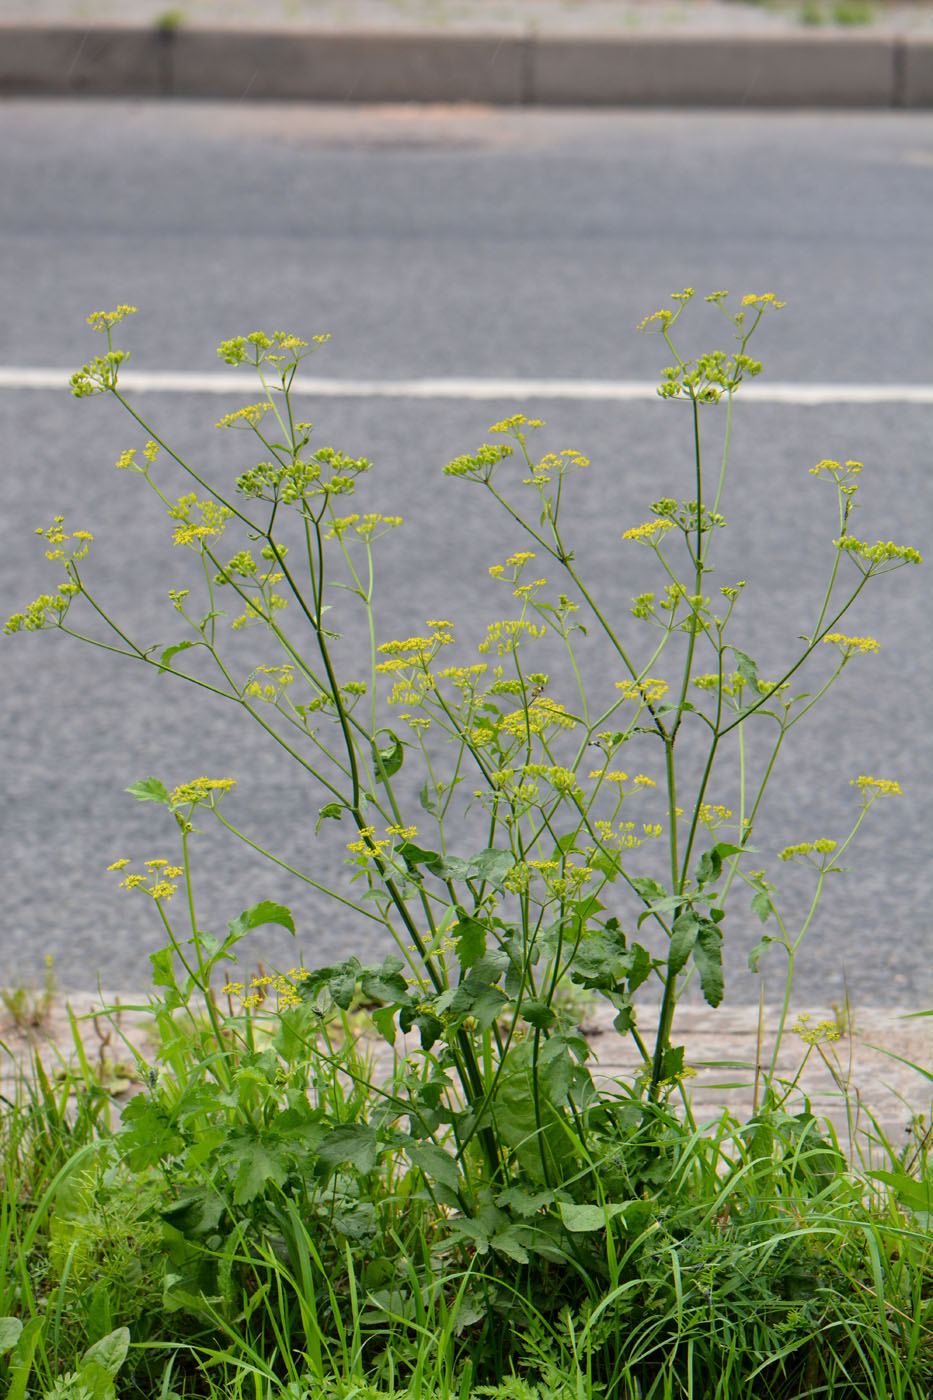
[[1, 293, 929, 1397]]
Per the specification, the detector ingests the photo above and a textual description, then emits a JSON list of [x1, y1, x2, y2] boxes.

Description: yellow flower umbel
[[169, 493, 232, 548], [5, 516, 92, 634], [779, 838, 838, 864], [794, 1012, 842, 1046], [108, 857, 183, 902], [622, 520, 674, 546], [616, 677, 669, 705], [70, 305, 137, 396], [822, 633, 881, 657], [170, 777, 237, 808], [834, 536, 922, 573], [851, 775, 901, 797], [222, 967, 310, 1013]]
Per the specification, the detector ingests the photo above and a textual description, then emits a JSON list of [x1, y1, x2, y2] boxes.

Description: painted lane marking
[[0, 368, 931, 404]]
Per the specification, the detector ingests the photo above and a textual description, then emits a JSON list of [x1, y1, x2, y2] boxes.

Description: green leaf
[[6, 1316, 43, 1400], [629, 941, 653, 992], [668, 912, 700, 976], [72, 1361, 117, 1400], [316, 802, 343, 833], [126, 776, 170, 804], [408, 1142, 461, 1195], [469, 848, 517, 890], [521, 999, 557, 1030], [157, 640, 197, 674], [0, 1318, 22, 1352], [81, 1327, 130, 1378], [227, 901, 296, 941], [695, 848, 722, 887], [868, 1169, 933, 1215], [219, 1129, 289, 1204], [372, 729, 404, 782], [693, 921, 724, 1008], [359, 956, 411, 1005], [589, 848, 620, 881], [398, 1005, 445, 1049], [748, 934, 774, 973], [751, 888, 775, 924], [490, 1228, 530, 1264], [495, 1185, 557, 1218], [453, 914, 486, 970], [149, 945, 178, 992], [370, 1004, 397, 1045], [637, 892, 689, 928], [418, 781, 438, 814], [450, 975, 508, 1031], [396, 840, 442, 873], [629, 876, 668, 902], [316, 1124, 378, 1179], [428, 854, 471, 882], [730, 646, 759, 688], [559, 1201, 632, 1233]]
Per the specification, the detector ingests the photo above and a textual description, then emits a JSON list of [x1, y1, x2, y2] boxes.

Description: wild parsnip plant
[[4, 292, 929, 1398]]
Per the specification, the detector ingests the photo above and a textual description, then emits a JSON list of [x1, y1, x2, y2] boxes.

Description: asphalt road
[[1, 100, 930, 1009]]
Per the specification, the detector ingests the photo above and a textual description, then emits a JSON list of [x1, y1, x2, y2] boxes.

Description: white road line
[[0, 368, 931, 404]]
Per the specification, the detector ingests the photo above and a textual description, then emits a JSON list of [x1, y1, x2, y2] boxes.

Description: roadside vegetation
[[2, 292, 929, 1399]]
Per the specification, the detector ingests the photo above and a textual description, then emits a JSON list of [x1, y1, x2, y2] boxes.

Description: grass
[[2, 985, 931, 1400], [1, 957, 57, 1035]]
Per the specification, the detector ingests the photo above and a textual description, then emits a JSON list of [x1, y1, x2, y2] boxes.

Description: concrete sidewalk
[[1, 0, 932, 105], [3, 991, 931, 1144]]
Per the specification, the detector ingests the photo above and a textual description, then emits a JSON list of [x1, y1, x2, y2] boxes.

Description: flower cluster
[[851, 776, 901, 796], [169, 493, 232, 548], [217, 328, 329, 369], [779, 838, 838, 862], [107, 857, 182, 902], [835, 536, 922, 570], [794, 1012, 842, 1046], [325, 513, 403, 542], [616, 677, 669, 704], [622, 520, 674, 545], [822, 633, 880, 656], [499, 698, 577, 737], [5, 517, 93, 633], [477, 619, 546, 656], [169, 777, 237, 807], [222, 966, 313, 1012]]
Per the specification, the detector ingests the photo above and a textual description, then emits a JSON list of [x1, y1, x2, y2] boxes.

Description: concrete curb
[[1, 24, 932, 106], [3, 995, 931, 1139]]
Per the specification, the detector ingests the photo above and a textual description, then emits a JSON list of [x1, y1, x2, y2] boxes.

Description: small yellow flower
[[780, 838, 837, 861], [851, 776, 901, 795], [489, 415, 545, 434], [622, 520, 674, 544], [794, 1012, 842, 1045], [170, 776, 236, 805], [822, 633, 880, 655], [87, 305, 137, 331], [106, 858, 130, 871], [740, 293, 787, 309], [616, 678, 669, 704]]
